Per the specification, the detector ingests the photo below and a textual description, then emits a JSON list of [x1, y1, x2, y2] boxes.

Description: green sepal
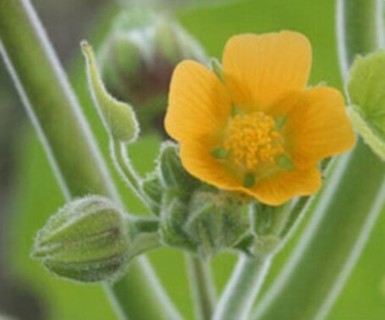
[[185, 191, 250, 258], [157, 142, 200, 196], [32, 196, 132, 282], [82, 41, 139, 143], [247, 202, 292, 256], [347, 50, 385, 159], [159, 190, 198, 251], [141, 173, 163, 215]]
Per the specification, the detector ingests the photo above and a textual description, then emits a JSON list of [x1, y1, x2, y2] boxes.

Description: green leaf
[[348, 50, 385, 128], [81, 41, 139, 143], [347, 50, 385, 160], [348, 106, 385, 160]]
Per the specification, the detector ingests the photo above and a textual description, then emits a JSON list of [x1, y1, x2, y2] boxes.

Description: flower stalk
[[110, 139, 149, 206], [186, 255, 216, 320], [213, 254, 271, 320], [0, 0, 180, 319]]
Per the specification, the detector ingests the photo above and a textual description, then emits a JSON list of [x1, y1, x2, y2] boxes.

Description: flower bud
[[157, 142, 200, 195], [159, 190, 198, 251], [32, 196, 132, 282], [184, 191, 250, 258], [98, 9, 206, 135]]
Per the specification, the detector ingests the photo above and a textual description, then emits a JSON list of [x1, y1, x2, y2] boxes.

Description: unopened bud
[[159, 190, 197, 251], [98, 9, 206, 135], [185, 191, 250, 258], [32, 196, 132, 282]]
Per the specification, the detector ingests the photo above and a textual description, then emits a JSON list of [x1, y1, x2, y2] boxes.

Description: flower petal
[[165, 60, 231, 142], [222, 31, 311, 111], [179, 140, 240, 190], [244, 168, 321, 206], [279, 87, 356, 169]]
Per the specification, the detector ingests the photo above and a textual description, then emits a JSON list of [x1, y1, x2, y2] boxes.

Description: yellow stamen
[[223, 112, 284, 171]]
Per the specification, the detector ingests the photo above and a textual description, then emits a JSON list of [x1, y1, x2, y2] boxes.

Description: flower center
[[223, 112, 284, 171]]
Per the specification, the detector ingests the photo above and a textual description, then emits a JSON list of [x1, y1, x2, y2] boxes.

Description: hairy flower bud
[[159, 190, 198, 251], [185, 191, 250, 257], [32, 196, 132, 282], [98, 8, 206, 135]]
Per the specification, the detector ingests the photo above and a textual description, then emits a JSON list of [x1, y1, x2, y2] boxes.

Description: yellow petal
[[165, 60, 231, 142], [222, 31, 311, 111], [244, 168, 321, 206], [280, 87, 356, 169], [180, 140, 240, 190]]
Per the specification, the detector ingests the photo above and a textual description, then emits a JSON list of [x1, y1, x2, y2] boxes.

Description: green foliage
[[348, 51, 385, 160], [82, 41, 139, 143]]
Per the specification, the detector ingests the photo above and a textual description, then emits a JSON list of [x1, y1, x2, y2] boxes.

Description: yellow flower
[[165, 31, 355, 206]]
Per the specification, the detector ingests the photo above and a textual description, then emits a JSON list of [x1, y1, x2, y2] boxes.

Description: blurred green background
[[1, 0, 385, 319]]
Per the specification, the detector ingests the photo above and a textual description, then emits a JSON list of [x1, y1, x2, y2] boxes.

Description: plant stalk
[[213, 254, 271, 320], [186, 255, 216, 320]]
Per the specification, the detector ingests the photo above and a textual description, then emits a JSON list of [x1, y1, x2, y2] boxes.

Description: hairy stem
[[110, 140, 149, 205], [186, 255, 216, 320], [213, 255, 271, 320]]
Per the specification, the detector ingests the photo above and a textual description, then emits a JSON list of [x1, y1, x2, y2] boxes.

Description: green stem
[[111, 256, 181, 320], [212, 255, 271, 320], [110, 139, 149, 206], [251, 1, 385, 319], [0, 1, 181, 319], [186, 255, 216, 320], [337, 0, 384, 77], [129, 218, 162, 258], [0, 0, 115, 198]]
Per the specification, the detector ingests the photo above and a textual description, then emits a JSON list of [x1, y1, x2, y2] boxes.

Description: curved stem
[[111, 256, 182, 320], [213, 255, 271, 320], [186, 255, 216, 320], [337, 0, 383, 78], [251, 1, 385, 319], [110, 139, 150, 207], [0, 1, 181, 319]]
